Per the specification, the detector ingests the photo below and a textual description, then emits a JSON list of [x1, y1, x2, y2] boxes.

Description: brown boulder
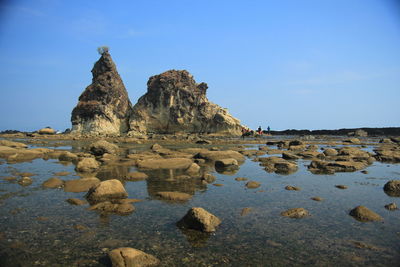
[[246, 181, 261, 189], [38, 127, 56, 135], [349, 206, 382, 222], [125, 172, 149, 181], [383, 180, 400, 197], [108, 247, 160, 267], [89, 140, 119, 156], [42, 177, 64, 188], [75, 158, 100, 173], [86, 179, 128, 204], [64, 177, 101, 192]]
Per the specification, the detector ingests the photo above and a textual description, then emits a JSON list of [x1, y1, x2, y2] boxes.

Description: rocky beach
[[0, 50, 399, 266]]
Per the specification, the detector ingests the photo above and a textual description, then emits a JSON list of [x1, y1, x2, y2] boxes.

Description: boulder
[[86, 179, 128, 204], [323, 148, 338, 157], [128, 70, 242, 136], [58, 151, 78, 162], [89, 140, 118, 156], [274, 161, 298, 174], [384, 203, 397, 211], [18, 176, 32, 186], [38, 127, 56, 135], [137, 158, 193, 170], [308, 160, 367, 174], [75, 158, 100, 173], [186, 163, 201, 176], [349, 206, 382, 222], [42, 177, 64, 188], [64, 177, 101, 192], [71, 50, 133, 135], [177, 207, 221, 232], [108, 247, 160, 267], [156, 191, 192, 201], [215, 158, 239, 170], [383, 180, 400, 197], [374, 150, 400, 163], [88, 201, 135, 215], [282, 152, 300, 160], [344, 138, 361, 144], [281, 208, 310, 218], [0, 140, 27, 148]]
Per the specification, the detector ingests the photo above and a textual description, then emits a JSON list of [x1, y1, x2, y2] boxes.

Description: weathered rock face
[[71, 51, 132, 135], [129, 70, 242, 135]]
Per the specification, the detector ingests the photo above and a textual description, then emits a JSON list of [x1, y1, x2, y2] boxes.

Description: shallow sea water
[[0, 140, 399, 266]]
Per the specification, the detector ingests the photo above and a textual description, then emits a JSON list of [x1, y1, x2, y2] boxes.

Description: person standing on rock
[[257, 126, 262, 135], [267, 126, 271, 134]]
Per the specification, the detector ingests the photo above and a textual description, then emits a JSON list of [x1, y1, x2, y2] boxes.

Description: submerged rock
[[281, 208, 310, 218], [75, 158, 100, 173], [137, 158, 193, 170], [64, 177, 101, 192], [86, 179, 128, 204], [156, 191, 192, 201], [129, 70, 242, 136], [89, 140, 118, 156], [71, 50, 133, 135], [42, 177, 64, 188], [18, 176, 32, 186], [349, 206, 382, 222], [108, 247, 160, 267], [246, 181, 261, 189], [177, 207, 221, 232], [124, 172, 149, 181]]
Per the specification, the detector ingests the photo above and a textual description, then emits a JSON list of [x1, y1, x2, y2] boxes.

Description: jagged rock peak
[[129, 69, 242, 135], [71, 49, 132, 135]]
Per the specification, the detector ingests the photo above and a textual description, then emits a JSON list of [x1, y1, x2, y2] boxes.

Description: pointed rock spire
[[71, 49, 132, 135]]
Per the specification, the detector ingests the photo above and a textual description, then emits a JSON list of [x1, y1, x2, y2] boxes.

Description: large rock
[[383, 180, 400, 197], [89, 140, 118, 156], [177, 207, 221, 232], [0, 140, 27, 148], [129, 70, 242, 136], [108, 247, 160, 267], [38, 127, 56, 135], [86, 179, 128, 204], [71, 49, 133, 135], [349, 206, 382, 222]]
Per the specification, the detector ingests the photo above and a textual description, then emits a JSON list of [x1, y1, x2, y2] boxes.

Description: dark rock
[[335, 185, 348, 189], [177, 207, 221, 232], [89, 140, 118, 156], [384, 203, 397, 211], [311, 197, 323, 201], [383, 180, 400, 196], [66, 198, 87, 205]]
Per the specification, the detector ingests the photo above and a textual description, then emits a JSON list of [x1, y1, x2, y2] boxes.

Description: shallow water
[[0, 141, 399, 266]]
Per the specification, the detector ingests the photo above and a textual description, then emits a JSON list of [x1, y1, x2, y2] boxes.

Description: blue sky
[[0, 0, 399, 131]]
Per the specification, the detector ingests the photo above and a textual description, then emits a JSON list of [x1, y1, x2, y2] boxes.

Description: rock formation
[[128, 70, 242, 135], [71, 50, 132, 135]]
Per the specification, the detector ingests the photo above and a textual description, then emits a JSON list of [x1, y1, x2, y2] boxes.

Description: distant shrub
[[97, 46, 109, 55]]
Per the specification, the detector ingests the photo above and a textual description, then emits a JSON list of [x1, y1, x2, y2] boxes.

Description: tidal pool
[[0, 140, 399, 266]]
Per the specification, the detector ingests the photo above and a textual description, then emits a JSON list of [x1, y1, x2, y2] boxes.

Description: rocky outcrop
[[71, 50, 132, 135], [129, 70, 242, 135]]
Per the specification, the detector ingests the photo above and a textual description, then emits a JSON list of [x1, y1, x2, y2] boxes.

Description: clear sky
[[0, 0, 399, 132]]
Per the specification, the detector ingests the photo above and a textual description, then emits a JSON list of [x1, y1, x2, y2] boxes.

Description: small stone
[[384, 203, 397, 211], [18, 177, 32, 186], [240, 207, 252, 216], [281, 208, 310, 218], [285, 185, 301, 191], [311, 197, 323, 201], [66, 198, 87, 205], [42, 177, 64, 188], [213, 183, 224, 187], [335, 185, 348, 189], [235, 177, 248, 181], [245, 181, 260, 189], [54, 171, 70, 176], [125, 172, 148, 181], [156, 191, 192, 201]]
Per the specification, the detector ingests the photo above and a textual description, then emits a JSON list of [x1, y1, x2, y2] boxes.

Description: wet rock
[[374, 149, 400, 163], [323, 148, 338, 157], [195, 150, 245, 162], [88, 201, 135, 215], [71, 50, 133, 135], [18, 176, 32, 186], [177, 207, 221, 232], [246, 181, 260, 189], [213, 183, 224, 187], [58, 151, 78, 162], [89, 140, 119, 156], [297, 151, 324, 159], [64, 177, 101, 192], [156, 191, 192, 201], [349, 206, 383, 222], [137, 158, 193, 170], [344, 138, 361, 144], [0, 140, 27, 148], [235, 177, 248, 181], [42, 177, 64, 188], [282, 152, 300, 160], [274, 161, 298, 174], [196, 139, 212, 144], [125, 171, 149, 181], [75, 158, 100, 173], [108, 247, 160, 267], [285, 185, 301, 191], [201, 173, 216, 184], [384, 203, 397, 211], [186, 163, 201, 176], [281, 208, 310, 218], [335, 185, 348, 189], [215, 158, 239, 170], [150, 143, 163, 152], [311, 197, 323, 201], [383, 180, 400, 197], [240, 207, 252, 216], [308, 160, 367, 174], [38, 127, 56, 135], [54, 171, 70, 176], [86, 179, 128, 204], [66, 198, 87, 205]]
